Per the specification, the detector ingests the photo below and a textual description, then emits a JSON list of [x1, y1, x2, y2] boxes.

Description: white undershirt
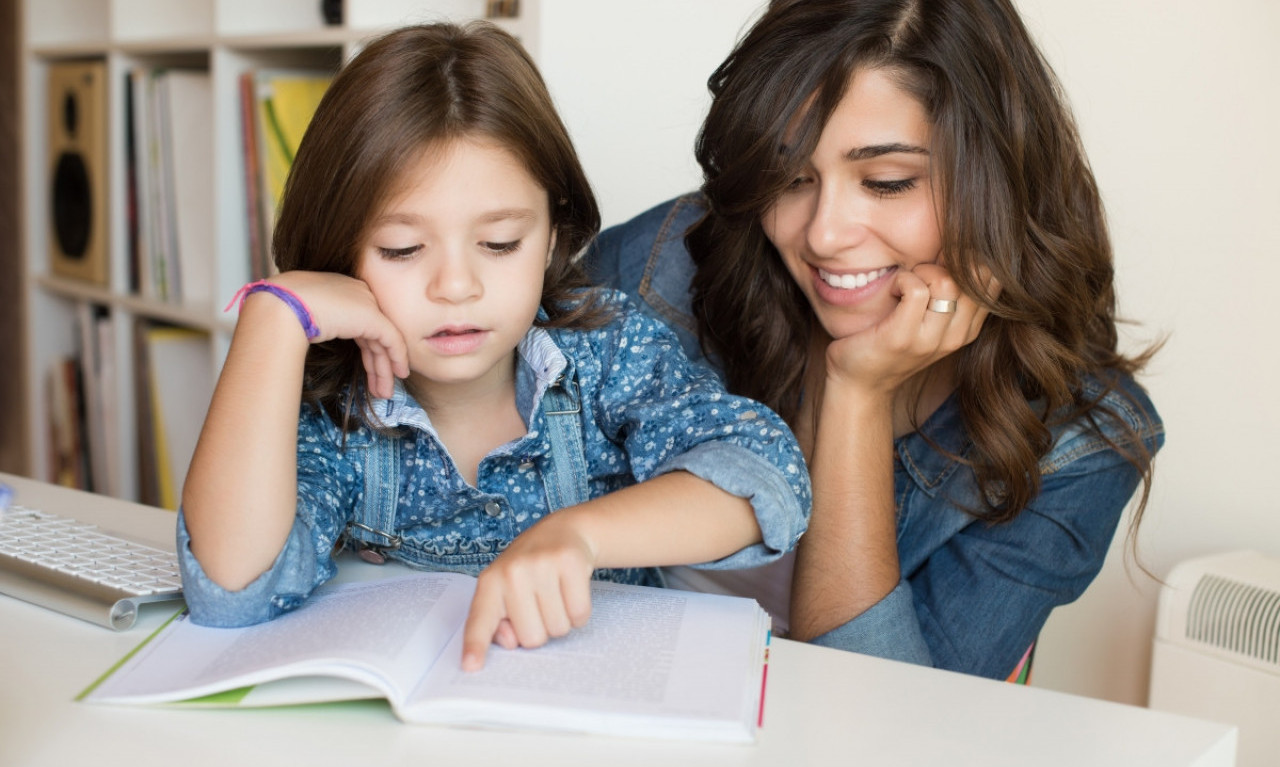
[[662, 550, 796, 636]]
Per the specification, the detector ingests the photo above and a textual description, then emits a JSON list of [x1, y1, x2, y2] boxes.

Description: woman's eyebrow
[[845, 143, 929, 161]]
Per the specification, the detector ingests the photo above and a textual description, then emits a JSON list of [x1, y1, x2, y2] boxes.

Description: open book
[[79, 571, 771, 743]]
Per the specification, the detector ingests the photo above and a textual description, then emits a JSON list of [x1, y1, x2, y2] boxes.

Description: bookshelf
[[19, 0, 540, 504]]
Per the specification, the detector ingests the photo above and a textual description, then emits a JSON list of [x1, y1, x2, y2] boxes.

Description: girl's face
[[761, 67, 943, 340], [357, 137, 552, 401]]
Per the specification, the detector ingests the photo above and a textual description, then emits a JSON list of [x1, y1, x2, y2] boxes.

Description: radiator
[[1149, 549, 1280, 767]]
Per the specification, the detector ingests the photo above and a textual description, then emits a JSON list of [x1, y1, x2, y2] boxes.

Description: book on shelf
[[46, 357, 88, 491], [237, 72, 267, 281], [161, 69, 214, 307], [127, 67, 214, 305], [80, 571, 772, 743], [136, 324, 214, 510], [245, 68, 332, 277], [74, 304, 120, 497]]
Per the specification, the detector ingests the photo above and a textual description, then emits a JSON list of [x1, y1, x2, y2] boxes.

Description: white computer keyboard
[[0, 505, 184, 630]]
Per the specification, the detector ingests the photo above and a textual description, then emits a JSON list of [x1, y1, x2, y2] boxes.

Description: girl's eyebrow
[[477, 207, 537, 224], [844, 143, 929, 161], [372, 208, 538, 226]]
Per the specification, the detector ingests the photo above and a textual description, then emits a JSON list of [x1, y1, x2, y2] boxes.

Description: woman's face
[[761, 67, 943, 340]]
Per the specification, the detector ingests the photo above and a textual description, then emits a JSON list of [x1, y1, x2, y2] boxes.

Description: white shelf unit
[[20, 0, 538, 503]]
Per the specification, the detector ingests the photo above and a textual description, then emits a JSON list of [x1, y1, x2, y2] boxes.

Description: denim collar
[[895, 391, 971, 498], [369, 323, 569, 436]]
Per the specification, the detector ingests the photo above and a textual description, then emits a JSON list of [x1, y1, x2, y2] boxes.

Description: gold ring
[[927, 298, 958, 314]]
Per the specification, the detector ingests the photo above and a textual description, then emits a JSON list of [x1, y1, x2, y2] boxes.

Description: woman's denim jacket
[[588, 195, 1165, 680], [177, 292, 811, 627]]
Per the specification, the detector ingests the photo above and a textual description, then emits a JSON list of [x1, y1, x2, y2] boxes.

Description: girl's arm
[[461, 470, 760, 671], [182, 272, 408, 591]]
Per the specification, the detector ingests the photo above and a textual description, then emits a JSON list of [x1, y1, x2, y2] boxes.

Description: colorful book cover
[[253, 70, 333, 248]]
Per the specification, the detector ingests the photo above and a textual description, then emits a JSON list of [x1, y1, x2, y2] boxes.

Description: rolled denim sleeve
[[590, 299, 811, 566], [812, 429, 1160, 679], [810, 579, 931, 664], [175, 510, 336, 627], [175, 404, 358, 627], [657, 441, 808, 568]]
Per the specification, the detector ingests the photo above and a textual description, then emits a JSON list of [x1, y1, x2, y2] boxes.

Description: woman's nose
[[805, 183, 868, 259]]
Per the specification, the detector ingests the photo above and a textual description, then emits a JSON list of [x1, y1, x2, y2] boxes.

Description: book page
[[404, 580, 767, 739], [84, 572, 475, 706]]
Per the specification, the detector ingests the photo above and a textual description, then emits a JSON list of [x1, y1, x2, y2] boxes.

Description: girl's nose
[[427, 250, 482, 303]]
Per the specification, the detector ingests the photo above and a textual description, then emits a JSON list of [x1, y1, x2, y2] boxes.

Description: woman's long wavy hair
[[272, 22, 608, 430], [689, 0, 1159, 525]]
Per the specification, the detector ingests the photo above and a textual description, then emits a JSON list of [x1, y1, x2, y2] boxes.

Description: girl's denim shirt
[[177, 292, 811, 627], [588, 195, 1166, 680]]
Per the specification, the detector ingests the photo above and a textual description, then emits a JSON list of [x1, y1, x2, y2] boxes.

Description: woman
[[589, 0, 1163, 680]]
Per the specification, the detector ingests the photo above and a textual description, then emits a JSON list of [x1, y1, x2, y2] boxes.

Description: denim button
[[484, 501, 502, 517]]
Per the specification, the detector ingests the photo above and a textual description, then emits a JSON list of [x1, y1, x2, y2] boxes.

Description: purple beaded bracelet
[[224, 280, 321, 340]]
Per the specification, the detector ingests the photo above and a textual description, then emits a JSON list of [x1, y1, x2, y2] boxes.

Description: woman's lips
[[811, 265, 895, 305]]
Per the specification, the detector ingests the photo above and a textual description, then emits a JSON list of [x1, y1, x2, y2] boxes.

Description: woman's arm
[[789, 264, 989, 641]]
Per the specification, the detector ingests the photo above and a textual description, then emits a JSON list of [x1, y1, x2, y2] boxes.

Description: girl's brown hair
[[272, 22, 607, 429], [689, 0, 1159, 524]]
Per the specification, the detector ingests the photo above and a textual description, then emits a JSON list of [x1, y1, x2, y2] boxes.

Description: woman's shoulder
[[1041, 371, 1164, 474], [592, 193, 707, 269], [585, 195, 710, 366]]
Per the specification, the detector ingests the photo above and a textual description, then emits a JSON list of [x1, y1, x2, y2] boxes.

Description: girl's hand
[[460, 512, 598, 671], [267, 271, 410, 399], [824, 263, 996, 396]]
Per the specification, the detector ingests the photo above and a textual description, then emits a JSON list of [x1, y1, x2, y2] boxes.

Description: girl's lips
[[810, 264, 896, 306], [425, 327, 488, 355]]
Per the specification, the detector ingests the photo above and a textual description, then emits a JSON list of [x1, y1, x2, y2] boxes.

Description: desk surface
[[0, 473, 1238, 767]]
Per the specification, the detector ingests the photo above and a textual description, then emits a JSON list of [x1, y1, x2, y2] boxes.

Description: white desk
[[0, 473, 1238, 767]]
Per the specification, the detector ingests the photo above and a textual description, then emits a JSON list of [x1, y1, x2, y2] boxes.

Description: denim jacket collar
[[895, 393, 970, 498], [368, 324, 570, 436]]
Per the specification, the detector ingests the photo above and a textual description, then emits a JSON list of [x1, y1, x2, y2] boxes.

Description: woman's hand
[[824, 263, 996, 396], [267, 271, 410, 399], [460, 512, 598, 671]]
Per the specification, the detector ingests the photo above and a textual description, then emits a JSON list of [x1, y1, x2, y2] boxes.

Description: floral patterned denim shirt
[[588, 195, 1165, 680], [177, 291, 811, 627]]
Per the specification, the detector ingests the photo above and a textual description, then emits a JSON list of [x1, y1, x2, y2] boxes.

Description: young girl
[[178, 22, 809, 671]]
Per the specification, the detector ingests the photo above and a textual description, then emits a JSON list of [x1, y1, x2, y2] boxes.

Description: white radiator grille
[[1186, 574, 1280, 668]]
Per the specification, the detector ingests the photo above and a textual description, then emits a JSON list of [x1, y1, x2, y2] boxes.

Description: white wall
[[536, 0, 764, 227], [541, 0, 1280, 708], [1016, 0, 1280, 705]]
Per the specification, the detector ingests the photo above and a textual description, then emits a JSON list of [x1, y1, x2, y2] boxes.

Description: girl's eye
[[377, 245, 421, 259], [483, 240, 522, 255], [864, 178, 917, 198]]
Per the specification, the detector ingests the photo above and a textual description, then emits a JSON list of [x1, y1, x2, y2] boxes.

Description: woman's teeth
[[817, 266, 892, 290]]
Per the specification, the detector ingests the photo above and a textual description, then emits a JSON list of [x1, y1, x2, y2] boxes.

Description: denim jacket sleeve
[[812, 379, 1165, 679], [175, 404, 358, 627], [583, 295, 810, 568]]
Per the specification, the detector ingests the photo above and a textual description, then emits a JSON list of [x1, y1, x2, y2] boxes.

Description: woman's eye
[[377, 245, 421, 259], [482, 240, 522, 255], [864, 178, 917, 198], [784, 175, 813, 192]]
